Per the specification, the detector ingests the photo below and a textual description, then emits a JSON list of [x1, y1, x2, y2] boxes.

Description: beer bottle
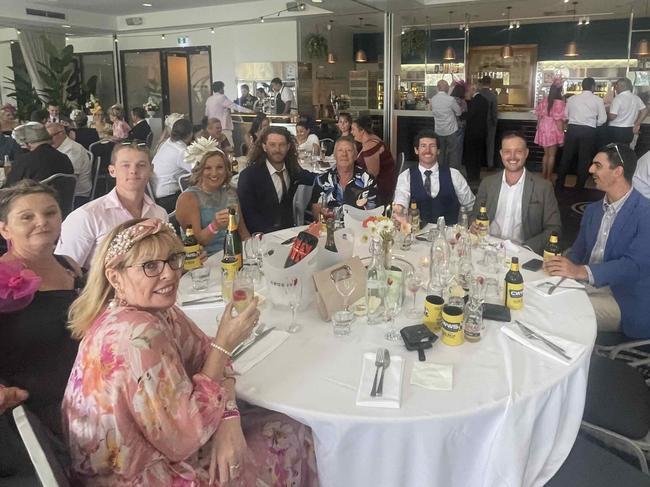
[[223, 208, 242, 270], [476, 203, 489, 237], [409, 201, 420, 230], [504, 256, 524, 310], [182, 225, 201, 271], [324, 217, 338, 253], [543, 232, 561, 261]]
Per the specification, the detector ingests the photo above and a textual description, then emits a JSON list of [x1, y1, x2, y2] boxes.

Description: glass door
[[164, 51, 191, 117]]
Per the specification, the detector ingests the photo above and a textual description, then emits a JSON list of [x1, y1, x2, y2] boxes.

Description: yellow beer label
[[441, 307, 464, 346], [476, 219, 489, 237], [505, 282, 524, 310], [543, 250, 559, 262], [183, 244, 201, 271]]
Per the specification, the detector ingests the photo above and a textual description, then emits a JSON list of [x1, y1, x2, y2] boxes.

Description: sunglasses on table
[[127, 252, 186, 277]]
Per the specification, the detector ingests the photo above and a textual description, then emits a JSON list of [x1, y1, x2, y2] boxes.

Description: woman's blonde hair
[[108, 104, 125, 120], [189, 150, 231, 187], [68, 218, 183, 339]]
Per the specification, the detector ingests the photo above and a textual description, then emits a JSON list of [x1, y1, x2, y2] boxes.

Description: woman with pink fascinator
[[535, 77, 567, 180]]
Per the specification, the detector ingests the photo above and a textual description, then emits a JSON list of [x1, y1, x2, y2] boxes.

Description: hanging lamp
[[502, 6, 513, 59], [443, 11, 456, 61], [326, 20, 336, 64], [355, 18, 368, 62], [636, 1, 650, 57], [564, 2, 580, 56]]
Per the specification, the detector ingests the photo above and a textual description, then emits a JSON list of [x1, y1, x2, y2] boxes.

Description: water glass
[[384, 274, 405, 342], [252, 232, 264, 269], [480, 246, 499, 274], [332, 309, 353, 336], [190, 266, 210, 291], [484, 277, 502, 305]]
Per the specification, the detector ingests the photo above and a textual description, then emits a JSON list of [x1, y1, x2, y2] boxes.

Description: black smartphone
[[522, 258, 544, 272]]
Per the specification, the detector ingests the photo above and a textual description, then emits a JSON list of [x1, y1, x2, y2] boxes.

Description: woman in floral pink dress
[[534, 82, 566, 180], [62, 218, 318, 486]]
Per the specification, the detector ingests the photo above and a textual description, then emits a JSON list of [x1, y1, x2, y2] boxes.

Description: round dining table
[[180, 228, 597, 487]]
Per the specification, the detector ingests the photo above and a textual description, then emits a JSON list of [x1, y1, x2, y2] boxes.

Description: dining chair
[[41, 173, 77, 219], [293, 182, 315, 226], [12, 405, 71, 487], [594, 332, 650, 384], [177, 173, 191, 193], [320, 138, 335, 156], [145, 131, 153, 148], [89, 155, 102, 200]]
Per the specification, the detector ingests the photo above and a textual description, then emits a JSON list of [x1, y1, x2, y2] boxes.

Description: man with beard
[[237, 126, 315, 234], [471, 131, 561, 254]]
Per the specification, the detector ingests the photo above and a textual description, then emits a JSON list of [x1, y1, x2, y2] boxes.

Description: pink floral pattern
[[0, 260, 42, 312], [534, 98, 567, 147], [63, 305, 319, 486]]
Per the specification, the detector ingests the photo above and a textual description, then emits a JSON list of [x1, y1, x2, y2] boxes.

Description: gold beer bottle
[[476, 203, 489, 237], [543, 232, 561, 262], [504, 257, 524, 310], [409, 201, 420, 230], [182, 225, 201, 271]]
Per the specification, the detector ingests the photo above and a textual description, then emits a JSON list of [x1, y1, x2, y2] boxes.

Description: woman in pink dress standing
[[534, 81, 566, 180]]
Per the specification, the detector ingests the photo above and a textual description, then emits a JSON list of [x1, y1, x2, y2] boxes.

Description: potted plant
[[305, 33, 328, 59], [143, 97, 160, 118]]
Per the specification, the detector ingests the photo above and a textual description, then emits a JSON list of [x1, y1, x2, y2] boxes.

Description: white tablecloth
[[180, 232, 597, 487]]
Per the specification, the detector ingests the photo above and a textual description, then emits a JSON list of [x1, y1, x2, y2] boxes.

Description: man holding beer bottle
[[545, 143, 650, 337], [470, 131, 561, 254]]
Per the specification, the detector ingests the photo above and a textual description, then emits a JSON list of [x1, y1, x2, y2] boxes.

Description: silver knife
[[180, 294, 223, 305], [515, 320, 571, 359], [547, 277, 567, 295], [232, 327, 276, 360]]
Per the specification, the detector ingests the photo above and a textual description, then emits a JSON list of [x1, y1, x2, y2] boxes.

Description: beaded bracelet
[[207, 222, 218, 234], [222, 409, 241, 420], [210, 342, 232, 358]]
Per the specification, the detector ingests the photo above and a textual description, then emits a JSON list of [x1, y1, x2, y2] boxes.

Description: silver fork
[[515, 321, 572, 361], [370, 348, 384, 397], [376, 349, 391, 396]]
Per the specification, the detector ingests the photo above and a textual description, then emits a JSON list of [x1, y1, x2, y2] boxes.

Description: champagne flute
[[232, 274, 254, 314], [252, 232, 264, 269], [320, 141, 327, 161], [405, 271, 423, 318], [284, 277, 303, 333], [384, 274, 405, 341]]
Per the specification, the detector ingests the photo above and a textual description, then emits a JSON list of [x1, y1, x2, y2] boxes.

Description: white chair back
[[178, 173, 192, 192], [293, 182, 314, 226], [41, 173, 77, 218]]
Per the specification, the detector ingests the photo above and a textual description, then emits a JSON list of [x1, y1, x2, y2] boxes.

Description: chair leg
[[581, 421, 650, 474]]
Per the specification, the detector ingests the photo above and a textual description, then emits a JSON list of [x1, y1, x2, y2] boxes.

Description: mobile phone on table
[[522, 258, 543, 272]]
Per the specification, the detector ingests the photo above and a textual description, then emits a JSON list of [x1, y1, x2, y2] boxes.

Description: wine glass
[[334, 273, 356, 312], [252, 232, 264, 269], [284, 277, 303, 333], [405, 271, 423, 318], [320, 141, 327, 161], [232, 274, 254, 314], [384, 273, 405, 342]]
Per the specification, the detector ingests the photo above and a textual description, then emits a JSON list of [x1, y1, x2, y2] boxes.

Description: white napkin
[[356, 353, 404, 408], [501, 322, 586, 366], [526, 276, 585, 298], [233, 330, 289, 374], [176, 270, 221, 306], [410, 363, 453, 391]]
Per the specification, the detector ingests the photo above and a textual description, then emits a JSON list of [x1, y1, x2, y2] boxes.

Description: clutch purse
[[400, 324, 438, 361]]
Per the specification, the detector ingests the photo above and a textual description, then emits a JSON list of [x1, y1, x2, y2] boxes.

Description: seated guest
[[63, 218, 318, 486], [238, 126, 315, 234], [56, 142, 167, 268], [0, 181, 83, 439], [128, 106, 152, 144], [545, 144, 650, 337], [90, 124, 118, 197], [394, 129, 475, 226], [337, 112, 353, 138], [47, 122, 92, 200], [633, 148, 650, 198], [352, 115, 396, 205], [295, 120, 320, 154], [0, 104, 17, 135], [108, 103, 131, 140], [471, 131, 561, 254], [152, 118, 194, 212], [30, 108, 48, 125], [203, 117, 232, 153], [70, 109, 99, 149], [244, 112, 270, 155], [310, 136, 377, 219], [0, 131, 21, 163], [152, 112, 185, 157], [176, 142, 250, 256], [3, 123, 73, 187]]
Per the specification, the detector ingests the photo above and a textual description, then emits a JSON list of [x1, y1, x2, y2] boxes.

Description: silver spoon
[[376, 349, 391, 396]]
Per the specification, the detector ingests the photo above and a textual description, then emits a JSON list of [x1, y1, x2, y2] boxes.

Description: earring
[[108, 288, 127, 309]]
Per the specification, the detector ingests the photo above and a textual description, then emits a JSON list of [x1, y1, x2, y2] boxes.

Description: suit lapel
[[520, 172, 534, 238], [487, 173, 502, 221], [257, 162, 281, 205]]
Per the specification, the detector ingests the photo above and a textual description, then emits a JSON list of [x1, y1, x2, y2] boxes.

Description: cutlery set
[[514, 320, 571, 361], [232, 325, 275, 360], [370, 348, 391, 397], [535, 279, 585, 294]]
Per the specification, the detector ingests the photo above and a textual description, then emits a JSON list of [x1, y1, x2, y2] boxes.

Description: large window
[[122, 51, 162, 118], [77, 52, 117, 109]]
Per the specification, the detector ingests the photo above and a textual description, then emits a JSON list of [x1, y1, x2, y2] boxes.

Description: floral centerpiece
[[85, 94, 102, 115], [143, 97, 160, 116], [363, 215, 395, 269]]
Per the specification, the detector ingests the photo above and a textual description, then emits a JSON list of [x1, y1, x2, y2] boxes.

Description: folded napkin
[[233, 330, 289, 374], [410, 362, 453, 391], [355, 352, 404, 408], [176, 271, 221, 306], [501, 322, 586, 366], [526, 276, 585, 298]]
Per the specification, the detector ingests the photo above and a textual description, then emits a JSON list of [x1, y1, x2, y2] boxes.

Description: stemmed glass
[[405, 271, 423, 318], [384, 273, 405, 341], [320, 141, 327, 161], [252, 232, 264, 269], [284, 277, 303, 333], [333, 272, 356, 312]]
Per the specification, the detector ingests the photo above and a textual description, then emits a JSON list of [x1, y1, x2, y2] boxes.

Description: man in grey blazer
[[471, 131, 562, 254]]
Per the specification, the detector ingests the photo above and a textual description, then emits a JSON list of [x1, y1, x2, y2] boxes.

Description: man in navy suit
[[237, 126, 314, 234], [545, 143, 650, 337]]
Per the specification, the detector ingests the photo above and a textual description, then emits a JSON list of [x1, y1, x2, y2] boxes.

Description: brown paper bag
[[313, 256, 367, 321]]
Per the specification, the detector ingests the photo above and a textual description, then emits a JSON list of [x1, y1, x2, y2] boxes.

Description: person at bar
[[253, 87, 268, 112], [471, 131, 561, 254], [352, 115, 395, 205], [393, 129, 474, 226], [633, 148, 650, 198], [204, 81, 253, 146], [270, 77, 294, 115], [430, 79, 461, 170], [236, 83, 256, 110], [555, 77, 607, 191], [545, 143, 650, 337], [534, 79, 566, 181], [607, 77, 647, 145], [237, 126, 314, 234], [128, 106, 152, 144], [478, 76, 498, 170]]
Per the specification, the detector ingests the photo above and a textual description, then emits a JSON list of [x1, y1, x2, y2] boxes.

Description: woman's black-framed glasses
[[129, 252, 186, 277], [604, 143, 624, 166]]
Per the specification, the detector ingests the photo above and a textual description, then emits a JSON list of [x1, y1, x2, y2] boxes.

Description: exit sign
[[177, 36, 190, 47]]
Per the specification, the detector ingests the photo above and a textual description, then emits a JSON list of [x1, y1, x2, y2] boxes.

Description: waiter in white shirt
[[204, 81, 253, 146], [270, 77, 295, 115], [608, 77, 648, 145], [556, 77, 607, 191], [393, 129, 474, 226], [430, 80, 462, 170]]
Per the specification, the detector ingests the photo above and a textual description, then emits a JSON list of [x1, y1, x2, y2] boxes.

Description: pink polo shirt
[[55, 188, 168, 269]]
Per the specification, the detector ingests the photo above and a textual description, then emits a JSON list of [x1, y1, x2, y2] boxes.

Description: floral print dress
[[62, 305, 319, 487]]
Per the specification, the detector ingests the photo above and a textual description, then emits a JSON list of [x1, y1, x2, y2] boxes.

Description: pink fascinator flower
[[0, 261, 42, 313]]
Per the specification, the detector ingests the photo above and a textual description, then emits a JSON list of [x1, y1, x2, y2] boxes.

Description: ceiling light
[[638, 39, 650, 57], [585, 17, 590, 25], [161, 34, 165, 39], [260, 17, 264, 23], [312, 0, 323, 2], [501, 45, 513, 59], [327, 52, 336, 64], [355, 49, 367, 63], [564, 40, 579, 56], [62, 24, 71, 28], [516, 21, 520, 29], [16, 29, 21, 35], [443, 46, 456, 61], [298, 2, 306, 10], [114, 34, 119, 43], [210, 27, 215, 34], [142, 2, 152, 6]]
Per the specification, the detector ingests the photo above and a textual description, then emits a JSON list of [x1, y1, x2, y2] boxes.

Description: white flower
[[184, 136, 222, 167], [164, 112, 185, 130]]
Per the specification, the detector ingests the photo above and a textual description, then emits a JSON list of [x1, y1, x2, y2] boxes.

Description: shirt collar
[[266, 159, 285, 175], [501, 168, 526, 187], [418, 163, 439, 176], [603, 187, 633, 214], [104, 187, 154, 211]]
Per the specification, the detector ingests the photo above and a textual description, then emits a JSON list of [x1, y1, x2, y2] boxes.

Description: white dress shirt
[[565, 90, 607, 128], [609, 90, 646, 127], [204, 93, 253, 131], [297, 134, 320, 153], [430, 92, 460, 136], [277, 86, 295, 104], [492, 169, 526, 243], [55, 188, 168, 268], [266, 159, 290, 202], [393, 163, 475, 211], [633, 150, 650, 199], [151, 138, 193, 198], [58, 136, 92, 197]]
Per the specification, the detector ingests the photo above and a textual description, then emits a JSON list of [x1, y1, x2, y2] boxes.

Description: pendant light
[[326, 20, 336, 64], [501, 6, 513, 59], [355, 17, 368, 63], [636, 1, 650, 57], [564, 2, 580, 57], [443, 11, 456, 61]]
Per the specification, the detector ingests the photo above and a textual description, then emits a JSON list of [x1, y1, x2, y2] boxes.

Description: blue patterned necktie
[[424, 170, 432, 195]]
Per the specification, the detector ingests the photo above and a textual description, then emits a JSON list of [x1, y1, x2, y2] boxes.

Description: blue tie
[[424, 170, 432, 195]]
